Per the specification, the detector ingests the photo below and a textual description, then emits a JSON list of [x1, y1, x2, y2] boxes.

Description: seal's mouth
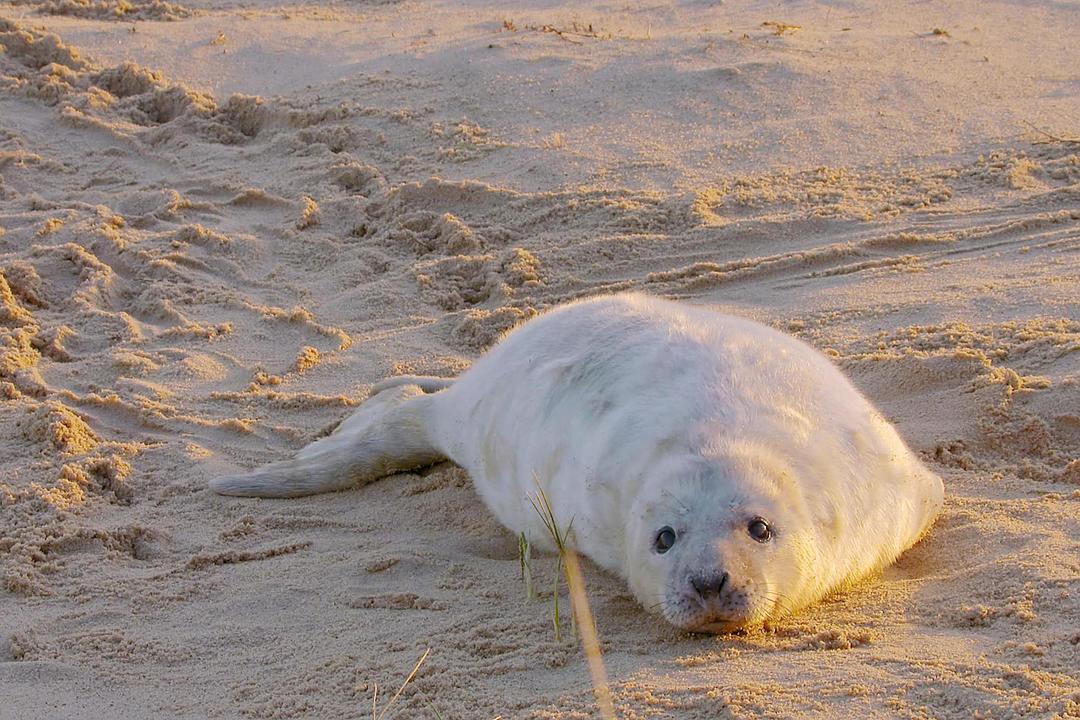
[[662, 598, 755, 633]]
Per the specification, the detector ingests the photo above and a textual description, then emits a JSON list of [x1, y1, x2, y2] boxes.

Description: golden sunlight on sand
[[1, 0, 1078, 717]]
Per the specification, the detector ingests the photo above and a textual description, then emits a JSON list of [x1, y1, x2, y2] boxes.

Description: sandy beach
[[2, 0, 1078, 717]]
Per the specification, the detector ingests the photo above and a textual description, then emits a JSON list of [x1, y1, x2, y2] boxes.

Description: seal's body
[[212, 294, 943, 632]]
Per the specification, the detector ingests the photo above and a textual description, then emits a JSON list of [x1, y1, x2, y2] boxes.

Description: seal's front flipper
[[210, 384, 444, 498], [371, 374, 454, 395]]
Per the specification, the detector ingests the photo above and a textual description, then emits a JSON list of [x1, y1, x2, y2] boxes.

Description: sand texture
[[1, 0, 1078, 717]]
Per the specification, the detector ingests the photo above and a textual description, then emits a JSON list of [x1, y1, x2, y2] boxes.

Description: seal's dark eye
[[654, 526, 677, 554], [748, 518, 772, 543]]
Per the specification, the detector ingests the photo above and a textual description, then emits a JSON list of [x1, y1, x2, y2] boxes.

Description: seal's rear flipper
[[210, 384, 444, 498]]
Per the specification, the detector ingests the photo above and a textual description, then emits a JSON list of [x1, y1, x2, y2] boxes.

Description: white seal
[[211, 293, 944, 632]]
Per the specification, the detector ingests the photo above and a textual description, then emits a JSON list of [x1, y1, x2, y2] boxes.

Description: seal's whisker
[[759, 591, 795, 618]]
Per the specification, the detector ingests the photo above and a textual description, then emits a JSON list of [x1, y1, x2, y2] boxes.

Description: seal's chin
[[685, 618, 746, 635], [660, 596, 760, 634], [672, 611, 759, 634]]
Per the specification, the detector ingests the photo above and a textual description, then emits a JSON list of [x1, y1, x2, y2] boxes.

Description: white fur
[[211, 293, 944, 631]]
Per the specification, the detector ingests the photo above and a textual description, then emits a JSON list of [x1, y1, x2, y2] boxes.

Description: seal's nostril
[[691, 571, 730, 599]]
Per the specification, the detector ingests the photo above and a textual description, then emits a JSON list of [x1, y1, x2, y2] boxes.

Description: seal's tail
[[209, 384, 445, 498]]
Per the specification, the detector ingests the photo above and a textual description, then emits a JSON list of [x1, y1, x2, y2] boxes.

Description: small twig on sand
[[530, 24, 585, 44], [502, 19, 612, 43], [564, 550, 617, 720], [372, 648, 430, 720], [761, 20, 801, 36], [1023, 120, 1080, 145], [529, 484, 615, 719]]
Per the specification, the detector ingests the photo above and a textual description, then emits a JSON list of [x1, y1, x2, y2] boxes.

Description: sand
[[1, 0, 1078, 717]]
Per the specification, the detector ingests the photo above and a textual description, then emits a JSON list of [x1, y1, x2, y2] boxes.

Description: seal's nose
[[689, 571, 729, 601]]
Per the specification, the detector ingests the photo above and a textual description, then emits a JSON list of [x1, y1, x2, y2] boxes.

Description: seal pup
[[211, 293, 944, 632]]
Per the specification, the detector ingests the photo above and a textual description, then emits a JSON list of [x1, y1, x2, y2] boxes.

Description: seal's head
[[623, 433, 943, 633], [624, 452, 823, 633]]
